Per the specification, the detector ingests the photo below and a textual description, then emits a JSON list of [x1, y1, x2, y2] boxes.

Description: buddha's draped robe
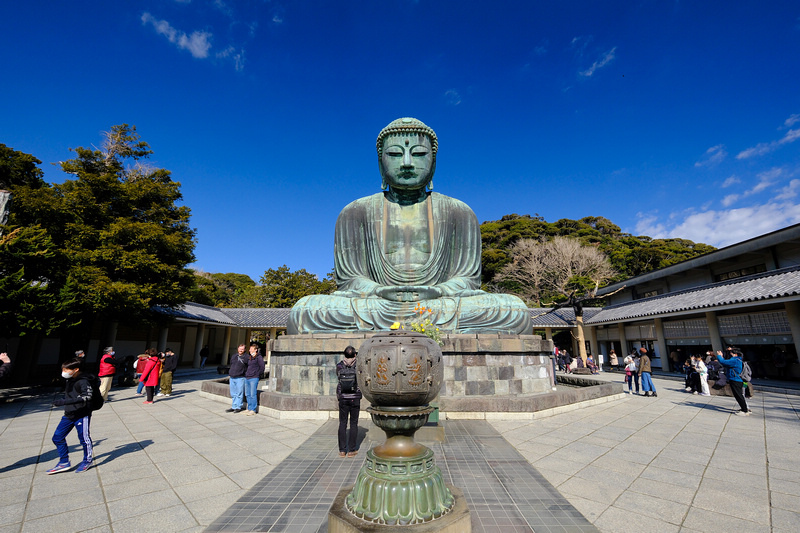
[[288, 192, 531, 334]]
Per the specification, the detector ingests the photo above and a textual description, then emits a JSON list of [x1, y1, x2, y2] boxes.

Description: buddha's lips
[[398, 171, 416, 178]]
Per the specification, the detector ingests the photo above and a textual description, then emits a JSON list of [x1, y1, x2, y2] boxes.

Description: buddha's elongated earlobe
[[381, 177, 388, 190], [427, 179, 433, 191]]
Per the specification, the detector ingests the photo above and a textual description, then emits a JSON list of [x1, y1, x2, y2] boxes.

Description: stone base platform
[[328, 486, 471, 533], [268, 333, 555, 397]]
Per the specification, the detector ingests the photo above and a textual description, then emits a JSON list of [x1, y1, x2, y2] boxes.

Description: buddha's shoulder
[[430, 192, 474, 212], [339, 193, 383, 214]]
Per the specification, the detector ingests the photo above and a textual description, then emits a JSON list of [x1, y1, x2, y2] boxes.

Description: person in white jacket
[[692, 354, 710, 396]]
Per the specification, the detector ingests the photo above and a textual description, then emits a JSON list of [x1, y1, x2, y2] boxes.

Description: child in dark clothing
[[48, 358, 95, 474]]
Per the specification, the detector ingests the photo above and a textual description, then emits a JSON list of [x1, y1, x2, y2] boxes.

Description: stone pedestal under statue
[[261, 333, 554, 415]]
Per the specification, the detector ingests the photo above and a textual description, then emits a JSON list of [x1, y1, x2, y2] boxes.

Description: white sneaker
[[685, 387, 692, 392], [164, 394, 171, 397], [156, 393, 164, 396], [734, 410, 748, 416]]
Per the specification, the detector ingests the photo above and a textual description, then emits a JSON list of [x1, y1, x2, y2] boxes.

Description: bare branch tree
[[494, 236, 617, 306]]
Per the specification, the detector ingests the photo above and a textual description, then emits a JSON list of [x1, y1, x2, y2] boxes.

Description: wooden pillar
[[654, 317, 668, 369], [619, 323, 629, 356], [705, 311, 724, 353], [193, 324, 205, 368], [221, 326, 232, 365], [783, 301, 800, 362], [157, 326, 169, 352]]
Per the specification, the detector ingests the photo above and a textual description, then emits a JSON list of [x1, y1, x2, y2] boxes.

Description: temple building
[[581, 223, 800, 378]]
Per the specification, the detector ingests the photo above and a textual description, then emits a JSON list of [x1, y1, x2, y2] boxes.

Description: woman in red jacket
[[140, 353, 162, 404]]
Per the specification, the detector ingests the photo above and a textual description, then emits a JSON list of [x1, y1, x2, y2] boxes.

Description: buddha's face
[[380, 134, 434, 191]]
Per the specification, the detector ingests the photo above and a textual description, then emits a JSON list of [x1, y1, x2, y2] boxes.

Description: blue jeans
[[245, 378, 260, 412], [626, 372, 639, 392], [53, 415, 93, 464], [641, 372, 656, 392], [229, 377, 245, 409], [136, 377, 145, 394]]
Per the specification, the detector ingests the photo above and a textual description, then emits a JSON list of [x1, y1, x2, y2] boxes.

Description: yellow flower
[[390, 322, 401, 330]]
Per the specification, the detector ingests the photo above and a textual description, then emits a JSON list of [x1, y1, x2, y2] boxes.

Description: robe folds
[[288, 192, 531, 334]]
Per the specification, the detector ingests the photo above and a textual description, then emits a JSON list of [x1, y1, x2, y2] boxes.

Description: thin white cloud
[[635, 201, 800, 248], [580, 47, 616, 77], [721, 194, 739, 207], [445, 89, 461, 106], [785, 114, 800, 128], [737, 126, 800, 159], [272, 15, 284, 24], [775, 179, 800, 201], [695, 144, 727, 167], [216, 46, 245, 71], [722, 176, 741, 188], [141, 12, 212, 59]]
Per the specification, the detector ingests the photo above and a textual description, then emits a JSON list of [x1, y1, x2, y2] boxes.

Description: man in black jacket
[[226, 344, 248, 413], [49, 358, 95, 473], [158, 348, 179, 397]]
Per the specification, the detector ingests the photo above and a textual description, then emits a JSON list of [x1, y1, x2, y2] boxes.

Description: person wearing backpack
[[716, 349, 751, 416], [48, 358, 97, 473], [336, 346, 361, 458]]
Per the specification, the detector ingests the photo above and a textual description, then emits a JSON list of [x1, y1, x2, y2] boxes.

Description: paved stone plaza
[[1, 370, 798, 532]]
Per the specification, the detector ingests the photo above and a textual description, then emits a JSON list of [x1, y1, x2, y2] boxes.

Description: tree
[[188, 271, 256, 307], [229, 265, 336, 308], [6, 125, 196, 338], [480, 214, 715, 283], [493, 236, 617, 306]]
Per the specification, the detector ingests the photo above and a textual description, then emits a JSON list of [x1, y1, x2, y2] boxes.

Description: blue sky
[[2, 1, 799, 283]]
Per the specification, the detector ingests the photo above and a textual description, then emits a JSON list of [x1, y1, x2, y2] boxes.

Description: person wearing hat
[[158, 348, 178, 397], [638, 347, 657, 397]]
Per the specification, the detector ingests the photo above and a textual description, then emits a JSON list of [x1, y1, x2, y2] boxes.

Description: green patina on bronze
[[344, 331, 455, 525], [288, 117, 531, 335]]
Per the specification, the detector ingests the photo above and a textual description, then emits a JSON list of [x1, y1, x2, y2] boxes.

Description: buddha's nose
[[402, 150, 412, 167]]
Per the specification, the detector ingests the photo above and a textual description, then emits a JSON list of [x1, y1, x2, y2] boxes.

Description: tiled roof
[[587, 266, 800, 324], [529, 307, 602, 327], [153, 302, 237, 325], [221, 308, 291, 328]]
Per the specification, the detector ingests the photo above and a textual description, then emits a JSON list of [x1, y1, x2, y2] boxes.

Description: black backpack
[[338, 364, 357, 394], [84, 374, 104, 411]]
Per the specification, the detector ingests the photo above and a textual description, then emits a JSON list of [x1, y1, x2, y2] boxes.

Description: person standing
[[0, 352, 13, 386], [638, 347, 657, 397], [200, 345, 210, 369], [226, 344, 248, 413], [716, 349, 751, 415], [48, 358, 95, 473], [608, 349, 619, 371], [337, 346, 362, 458], [624, 355, 639, 394], [244, 343, 265, 416], [158, 348, 178, 397], [693, 354, 710, 396], [97, 346, 120, 401], [140, 352, 161, 404], [135, 351, 151, 395]]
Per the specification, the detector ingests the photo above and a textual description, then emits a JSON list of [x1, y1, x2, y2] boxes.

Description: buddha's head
[[377, 118, 438, 191]]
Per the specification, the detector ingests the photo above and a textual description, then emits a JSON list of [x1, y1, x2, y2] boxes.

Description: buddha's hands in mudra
[[375, 285, 443, 302]]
